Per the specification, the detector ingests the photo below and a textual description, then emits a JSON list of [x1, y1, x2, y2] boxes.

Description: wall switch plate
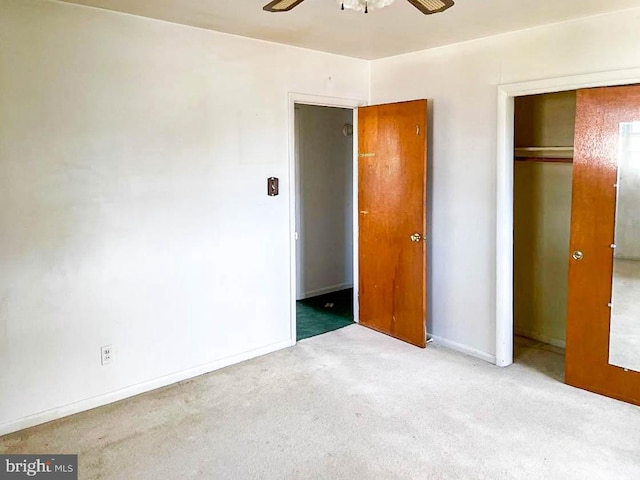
[[101, 345, 113, 365], [267, 177, 279, 196]]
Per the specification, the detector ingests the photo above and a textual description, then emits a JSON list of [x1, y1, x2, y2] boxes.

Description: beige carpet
[[1, 325, 639, 479]]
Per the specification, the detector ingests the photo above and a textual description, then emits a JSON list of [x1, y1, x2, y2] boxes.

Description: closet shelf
[[515, 146, 574, 163]]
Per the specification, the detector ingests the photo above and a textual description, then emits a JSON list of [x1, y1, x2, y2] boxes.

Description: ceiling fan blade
[[406, 0, 455, 15], [263, 0, 307, 12]]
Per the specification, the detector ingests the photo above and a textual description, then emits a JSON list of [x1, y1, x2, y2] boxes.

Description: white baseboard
[[515, 329, 566, 349], [298, 282, 353, 300], [0, 339, 294, 437], [429, 335, 497, 364]]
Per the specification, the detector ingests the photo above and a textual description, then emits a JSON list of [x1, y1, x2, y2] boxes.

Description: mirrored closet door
[[566, 84, 640, 405]]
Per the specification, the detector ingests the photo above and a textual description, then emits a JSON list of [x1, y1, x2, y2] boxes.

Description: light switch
[[268, 177, 279, 196]]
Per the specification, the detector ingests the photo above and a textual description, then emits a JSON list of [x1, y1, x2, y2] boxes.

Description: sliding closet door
[[565, 85, 640, 405]]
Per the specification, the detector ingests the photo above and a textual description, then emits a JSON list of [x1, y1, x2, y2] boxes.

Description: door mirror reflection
[[609, 121, 640, 373]]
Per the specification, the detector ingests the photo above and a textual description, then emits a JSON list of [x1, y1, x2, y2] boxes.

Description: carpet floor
[[1, 325, 639, 479], [296, 289, 354, 341]]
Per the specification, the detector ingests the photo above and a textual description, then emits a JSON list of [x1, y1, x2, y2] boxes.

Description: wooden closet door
[[565, 85, 640, 405]]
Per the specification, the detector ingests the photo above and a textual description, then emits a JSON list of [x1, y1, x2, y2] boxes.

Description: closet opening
[[513, 91, 576, 380]]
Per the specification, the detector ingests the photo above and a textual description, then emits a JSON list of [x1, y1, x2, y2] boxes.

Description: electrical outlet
[[101, 345, 113, 365]]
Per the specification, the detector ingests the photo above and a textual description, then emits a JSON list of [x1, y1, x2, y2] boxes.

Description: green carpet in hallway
[[297, 289, 354, 341]]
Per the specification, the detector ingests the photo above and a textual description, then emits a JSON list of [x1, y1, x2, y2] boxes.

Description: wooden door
[[565, 85, 640, 405], [358, 100, 427, 347]]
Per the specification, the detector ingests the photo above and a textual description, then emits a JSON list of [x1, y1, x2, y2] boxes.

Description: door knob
[[410, 233, 423, 242], [572, 251, 584, 261]]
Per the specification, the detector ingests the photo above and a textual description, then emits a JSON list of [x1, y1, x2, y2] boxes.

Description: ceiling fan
[[263, 0, 455, 15]]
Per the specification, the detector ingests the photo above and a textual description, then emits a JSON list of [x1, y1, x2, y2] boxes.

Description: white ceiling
[[59, 0, 640, 59]]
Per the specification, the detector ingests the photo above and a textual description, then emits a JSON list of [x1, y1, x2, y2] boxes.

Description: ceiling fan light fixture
[[264, 0, 455, 15], [337, 0, 396, 13], [263, 0, 307, 12], [406, 0, 455, 15]]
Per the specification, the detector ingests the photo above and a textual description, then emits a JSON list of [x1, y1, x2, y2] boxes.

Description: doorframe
[[288, 93, 366, 344], [495, 68, 640, 367]]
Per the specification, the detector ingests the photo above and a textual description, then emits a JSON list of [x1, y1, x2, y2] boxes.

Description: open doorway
[[294, 103, 355, 341], [512, 91, 576, 380]]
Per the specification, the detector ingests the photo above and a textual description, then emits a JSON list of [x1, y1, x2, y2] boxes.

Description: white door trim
[[288, 93, 366, 344], [495, 68, 640, 367]]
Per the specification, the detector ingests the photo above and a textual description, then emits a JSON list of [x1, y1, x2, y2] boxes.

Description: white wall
[[0, 0, 367, 434], [369, 7, 640, 360], [296, 105, 353, 299]]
